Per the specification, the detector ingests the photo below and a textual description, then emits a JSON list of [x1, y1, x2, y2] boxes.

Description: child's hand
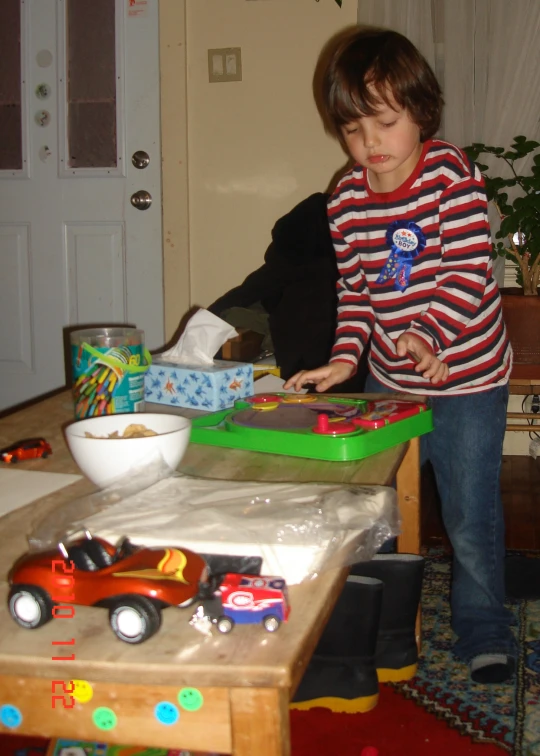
[[396, 333, 449, 384], [283, 362, 354, 393]]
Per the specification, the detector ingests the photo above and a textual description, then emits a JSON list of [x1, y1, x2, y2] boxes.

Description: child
[[285, 27, 515, 683]]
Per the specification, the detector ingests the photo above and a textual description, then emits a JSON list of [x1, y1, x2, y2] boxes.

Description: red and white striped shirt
[[328, 139, 512, 395]]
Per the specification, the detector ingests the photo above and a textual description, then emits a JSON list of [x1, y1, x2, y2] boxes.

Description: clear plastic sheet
[[29, 457, 399, 585]]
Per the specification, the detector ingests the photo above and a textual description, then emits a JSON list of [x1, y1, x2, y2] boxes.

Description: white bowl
[[64, 412, 192, 488]]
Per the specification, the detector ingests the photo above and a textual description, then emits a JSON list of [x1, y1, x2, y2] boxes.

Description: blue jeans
[[365, 373, 516, 663]]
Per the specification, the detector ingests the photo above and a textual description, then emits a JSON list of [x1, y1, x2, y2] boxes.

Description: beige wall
[[160, 0, 190, 339], [161, 0, 357, 338]]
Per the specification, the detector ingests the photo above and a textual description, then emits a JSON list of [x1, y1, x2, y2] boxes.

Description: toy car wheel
[[109, 596, 161, 644], [8, 585, 53, 629], [216, 616, 234, 634], [263, 614, 281, 633]]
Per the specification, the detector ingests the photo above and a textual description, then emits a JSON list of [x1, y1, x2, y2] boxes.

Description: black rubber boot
[[350, 554, 425, 682], [291, 576, 383, 713]]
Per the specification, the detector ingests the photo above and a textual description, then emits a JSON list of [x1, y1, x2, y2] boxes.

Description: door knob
[[132, 150, 150, 169], [130, 190, 152, 210]]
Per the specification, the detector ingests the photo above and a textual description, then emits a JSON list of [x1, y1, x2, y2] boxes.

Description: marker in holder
[[70, 328, 152, 418]]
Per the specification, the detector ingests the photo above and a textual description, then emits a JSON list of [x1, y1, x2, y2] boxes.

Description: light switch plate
[[208, 48, 242, 83]]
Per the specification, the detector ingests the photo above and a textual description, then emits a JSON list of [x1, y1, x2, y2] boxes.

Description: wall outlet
[[208, 48, 242, 83]]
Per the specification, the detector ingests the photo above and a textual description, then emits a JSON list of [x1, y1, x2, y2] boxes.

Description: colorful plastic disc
[[312, 414, 358, 435], [251, 402, 279, 411], [246, 394, 282, 403]]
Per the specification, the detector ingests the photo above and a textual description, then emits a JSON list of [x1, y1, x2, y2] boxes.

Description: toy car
[[0, 437, 52, 463], [195, 573, 290, 634], [8, 533, 208, 644]]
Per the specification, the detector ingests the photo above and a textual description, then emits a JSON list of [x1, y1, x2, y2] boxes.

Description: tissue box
[[144, 356, 254, 411]]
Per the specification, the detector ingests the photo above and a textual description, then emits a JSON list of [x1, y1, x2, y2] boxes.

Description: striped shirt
[[328, 139, 512, 395]]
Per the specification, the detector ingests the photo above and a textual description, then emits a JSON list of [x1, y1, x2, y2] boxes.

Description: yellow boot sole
[[376, 662, 417, 683], [290, 692, 379, 714]]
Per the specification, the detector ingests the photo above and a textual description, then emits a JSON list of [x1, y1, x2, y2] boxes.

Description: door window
[[0, 0, 23, 172], [59, 0, 124, 177], [66, 0, 117, 168]]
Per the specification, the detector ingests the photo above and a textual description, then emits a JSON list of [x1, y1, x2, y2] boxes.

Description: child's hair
[[322, 27, 443, 142]]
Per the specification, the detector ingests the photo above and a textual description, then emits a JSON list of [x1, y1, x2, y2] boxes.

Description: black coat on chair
[[208, 192, 368, 391]]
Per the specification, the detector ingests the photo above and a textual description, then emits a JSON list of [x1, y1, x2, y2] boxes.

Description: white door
[[0, 0, 164, 411]]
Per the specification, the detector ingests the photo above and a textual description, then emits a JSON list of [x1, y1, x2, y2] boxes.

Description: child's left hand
[[396, 333, 449, 384]]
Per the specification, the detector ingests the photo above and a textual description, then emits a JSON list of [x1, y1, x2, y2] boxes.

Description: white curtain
[[356, 0, 437, 71], [357, 0, 540, 145], [443, 0, 540, 147], [357, 0, 540, 285]]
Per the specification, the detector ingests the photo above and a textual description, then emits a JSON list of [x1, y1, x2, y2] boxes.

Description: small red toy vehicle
[[8, 533, 208, 644], [0, 437, 52, 463], [196, 573, 290, 634]]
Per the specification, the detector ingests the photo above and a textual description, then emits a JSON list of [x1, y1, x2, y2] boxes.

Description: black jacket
[[209, 192, 368, 389]]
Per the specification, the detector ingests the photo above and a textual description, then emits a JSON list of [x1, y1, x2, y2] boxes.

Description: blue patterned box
[[144, 357, 253, 411]]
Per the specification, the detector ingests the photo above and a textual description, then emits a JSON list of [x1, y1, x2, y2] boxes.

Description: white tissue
[[161, 309, 238, 366]]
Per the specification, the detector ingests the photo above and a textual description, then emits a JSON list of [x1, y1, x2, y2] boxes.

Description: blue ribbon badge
[[376, 220, 426, 292]]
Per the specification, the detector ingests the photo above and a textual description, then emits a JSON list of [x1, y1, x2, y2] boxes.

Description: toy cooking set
[[70, 327, 151, 418], [189, 395, 433, 462], [144, 308, 254, 411]]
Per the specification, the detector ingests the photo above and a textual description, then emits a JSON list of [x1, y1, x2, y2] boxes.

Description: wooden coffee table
[[0, 390, 421, 754]]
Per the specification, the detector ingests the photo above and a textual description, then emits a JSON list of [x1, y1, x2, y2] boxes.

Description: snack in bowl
[[65, 412, 191, 488], [84, 423, 158, 439]]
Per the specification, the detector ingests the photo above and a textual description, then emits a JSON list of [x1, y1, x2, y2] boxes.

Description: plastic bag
[[28, 459, 399, 585]]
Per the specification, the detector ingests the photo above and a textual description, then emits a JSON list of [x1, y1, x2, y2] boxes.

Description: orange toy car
[[8, 533, 208, 644], [0, 437, 52, 463]]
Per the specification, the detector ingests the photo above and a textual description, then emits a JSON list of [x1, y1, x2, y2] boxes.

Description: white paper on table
[[252, 373, 307, 394], [0, 469, 82, 517]]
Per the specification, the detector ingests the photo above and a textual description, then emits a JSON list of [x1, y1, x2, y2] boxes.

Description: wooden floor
[[421, 455, 540, 552]]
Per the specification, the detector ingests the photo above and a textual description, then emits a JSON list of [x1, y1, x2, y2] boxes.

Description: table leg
[[395, 436, 421, 555], [230, 687, 290, 756], [395, 436, 423, 651]]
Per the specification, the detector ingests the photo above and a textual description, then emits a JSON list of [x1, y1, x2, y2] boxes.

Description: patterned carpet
[[391, 553, 540, 755]]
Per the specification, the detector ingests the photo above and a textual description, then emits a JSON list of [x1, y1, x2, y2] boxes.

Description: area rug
[[290, 552, 540, 756], [393, 553, 540, 755]]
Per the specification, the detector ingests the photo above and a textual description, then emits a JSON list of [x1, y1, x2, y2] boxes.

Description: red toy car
[[8, 533, 208, 644], [1, 437, 52, 463], [196, 573, 290, 634]]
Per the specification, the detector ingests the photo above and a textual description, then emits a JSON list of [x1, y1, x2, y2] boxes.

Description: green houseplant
[[464, 136, 540, 296], [464, 136, 540, 365]]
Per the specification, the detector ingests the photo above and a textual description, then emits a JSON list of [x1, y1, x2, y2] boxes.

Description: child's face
[[340, 94, 422, 192]]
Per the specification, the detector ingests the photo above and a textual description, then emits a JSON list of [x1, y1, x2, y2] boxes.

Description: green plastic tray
[[189, 397, 433, 462]]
